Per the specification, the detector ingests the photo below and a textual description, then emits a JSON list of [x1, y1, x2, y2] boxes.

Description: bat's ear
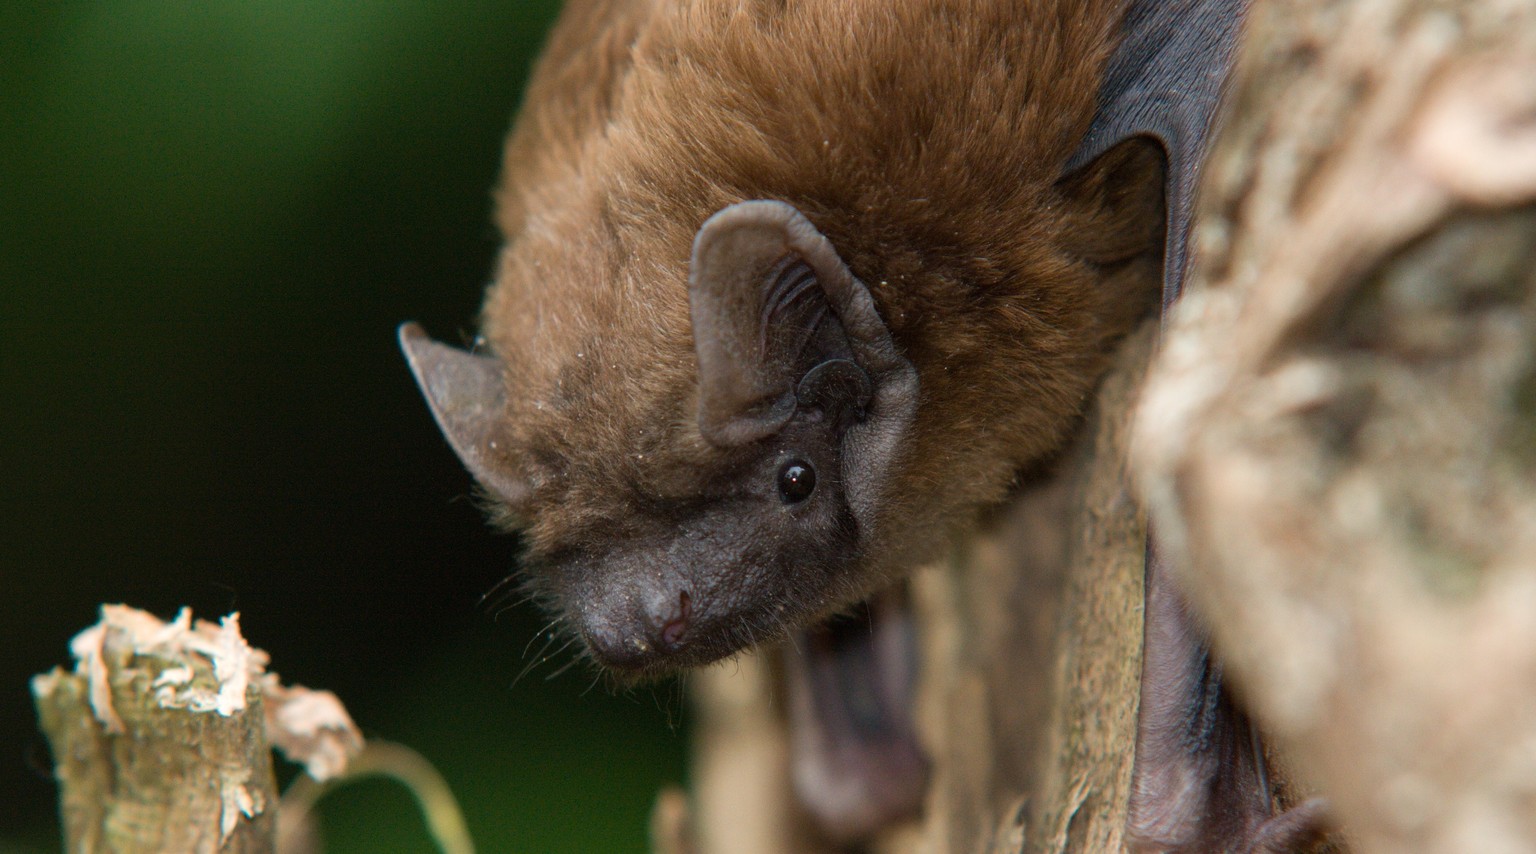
[[689, 200, 918, 529], [1057, 138, 1166, 269], [688, 200, 916, 449], [398, 322, 528, 505]]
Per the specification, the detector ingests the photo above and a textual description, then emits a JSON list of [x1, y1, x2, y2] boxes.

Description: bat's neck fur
[[482, 0, 1162, 568]]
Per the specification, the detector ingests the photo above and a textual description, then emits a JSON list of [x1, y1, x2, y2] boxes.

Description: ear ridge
[[398, 322, 528, 505], [688, 200, 910, 448], [773, 206, 910, 386]]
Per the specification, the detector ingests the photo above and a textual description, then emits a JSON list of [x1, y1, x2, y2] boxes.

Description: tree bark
[[1133, 1, 1536, 852]]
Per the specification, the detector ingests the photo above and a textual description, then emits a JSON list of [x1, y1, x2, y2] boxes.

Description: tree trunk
[[1133, 1, 1536, 852]]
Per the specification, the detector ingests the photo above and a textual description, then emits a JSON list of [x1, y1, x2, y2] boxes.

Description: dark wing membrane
[[1066, 0, 1250, 307]]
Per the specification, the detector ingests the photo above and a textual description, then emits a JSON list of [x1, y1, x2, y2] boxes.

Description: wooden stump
[[33, 606, 363, 854]]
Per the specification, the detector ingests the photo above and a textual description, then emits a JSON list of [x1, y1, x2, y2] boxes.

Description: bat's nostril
[[658, 589, 692, 649]]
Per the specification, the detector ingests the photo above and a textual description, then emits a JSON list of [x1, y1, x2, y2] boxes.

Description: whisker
[[488, 591, 537, 618], [668, 678, 689, 731], [511, 633, 563, 688], [479, 574, 522, 610], [580, 668, 606, 697], [543, 641, 585, 681], [522, 619, 563, 659]]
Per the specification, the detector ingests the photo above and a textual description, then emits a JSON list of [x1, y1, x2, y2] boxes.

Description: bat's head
[[402, 200, 918, 679]]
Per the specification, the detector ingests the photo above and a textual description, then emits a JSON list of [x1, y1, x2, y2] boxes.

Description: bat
[[399, 0, 1328, 848]]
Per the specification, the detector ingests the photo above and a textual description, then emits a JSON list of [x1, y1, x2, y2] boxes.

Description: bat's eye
[[777, 460, 816, 504]]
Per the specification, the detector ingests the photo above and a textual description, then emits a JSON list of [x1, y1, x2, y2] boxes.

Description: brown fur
[[480, 0, 1162, 631]]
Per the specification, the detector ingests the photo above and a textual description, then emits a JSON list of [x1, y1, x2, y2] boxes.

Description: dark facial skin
[[541, 416, 863, 677]]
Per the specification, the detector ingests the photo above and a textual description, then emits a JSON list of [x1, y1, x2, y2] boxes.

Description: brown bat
[[400, 0, 1327, 849]]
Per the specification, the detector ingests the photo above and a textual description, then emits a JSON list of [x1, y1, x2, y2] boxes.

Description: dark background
[[2, 4, 688, 851]]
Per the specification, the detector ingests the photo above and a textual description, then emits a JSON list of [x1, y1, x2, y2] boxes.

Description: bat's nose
[[582, 588, 693, 672]]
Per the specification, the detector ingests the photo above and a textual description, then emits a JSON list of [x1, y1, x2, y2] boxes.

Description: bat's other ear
[[398, 322, 528, 505], [1057, 138, 1167, 269], [688, 200, 915, 449]]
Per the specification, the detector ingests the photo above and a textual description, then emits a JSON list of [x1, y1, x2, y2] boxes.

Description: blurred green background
[[1, 3, 689, 851]]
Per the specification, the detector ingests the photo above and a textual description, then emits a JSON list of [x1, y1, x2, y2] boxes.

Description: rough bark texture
[[907, 327, 1153, 854], [36, 670, 276, 854], [1133, 1, 1536, 852]]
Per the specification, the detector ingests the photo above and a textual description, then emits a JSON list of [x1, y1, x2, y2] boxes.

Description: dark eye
[[777, 460, 816, 504]]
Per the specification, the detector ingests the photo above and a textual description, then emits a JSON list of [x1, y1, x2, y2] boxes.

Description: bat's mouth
[[785, 586, 929, 842]]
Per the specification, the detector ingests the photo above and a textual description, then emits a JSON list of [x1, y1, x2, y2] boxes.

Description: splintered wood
[[32, 605, 362, 854]]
